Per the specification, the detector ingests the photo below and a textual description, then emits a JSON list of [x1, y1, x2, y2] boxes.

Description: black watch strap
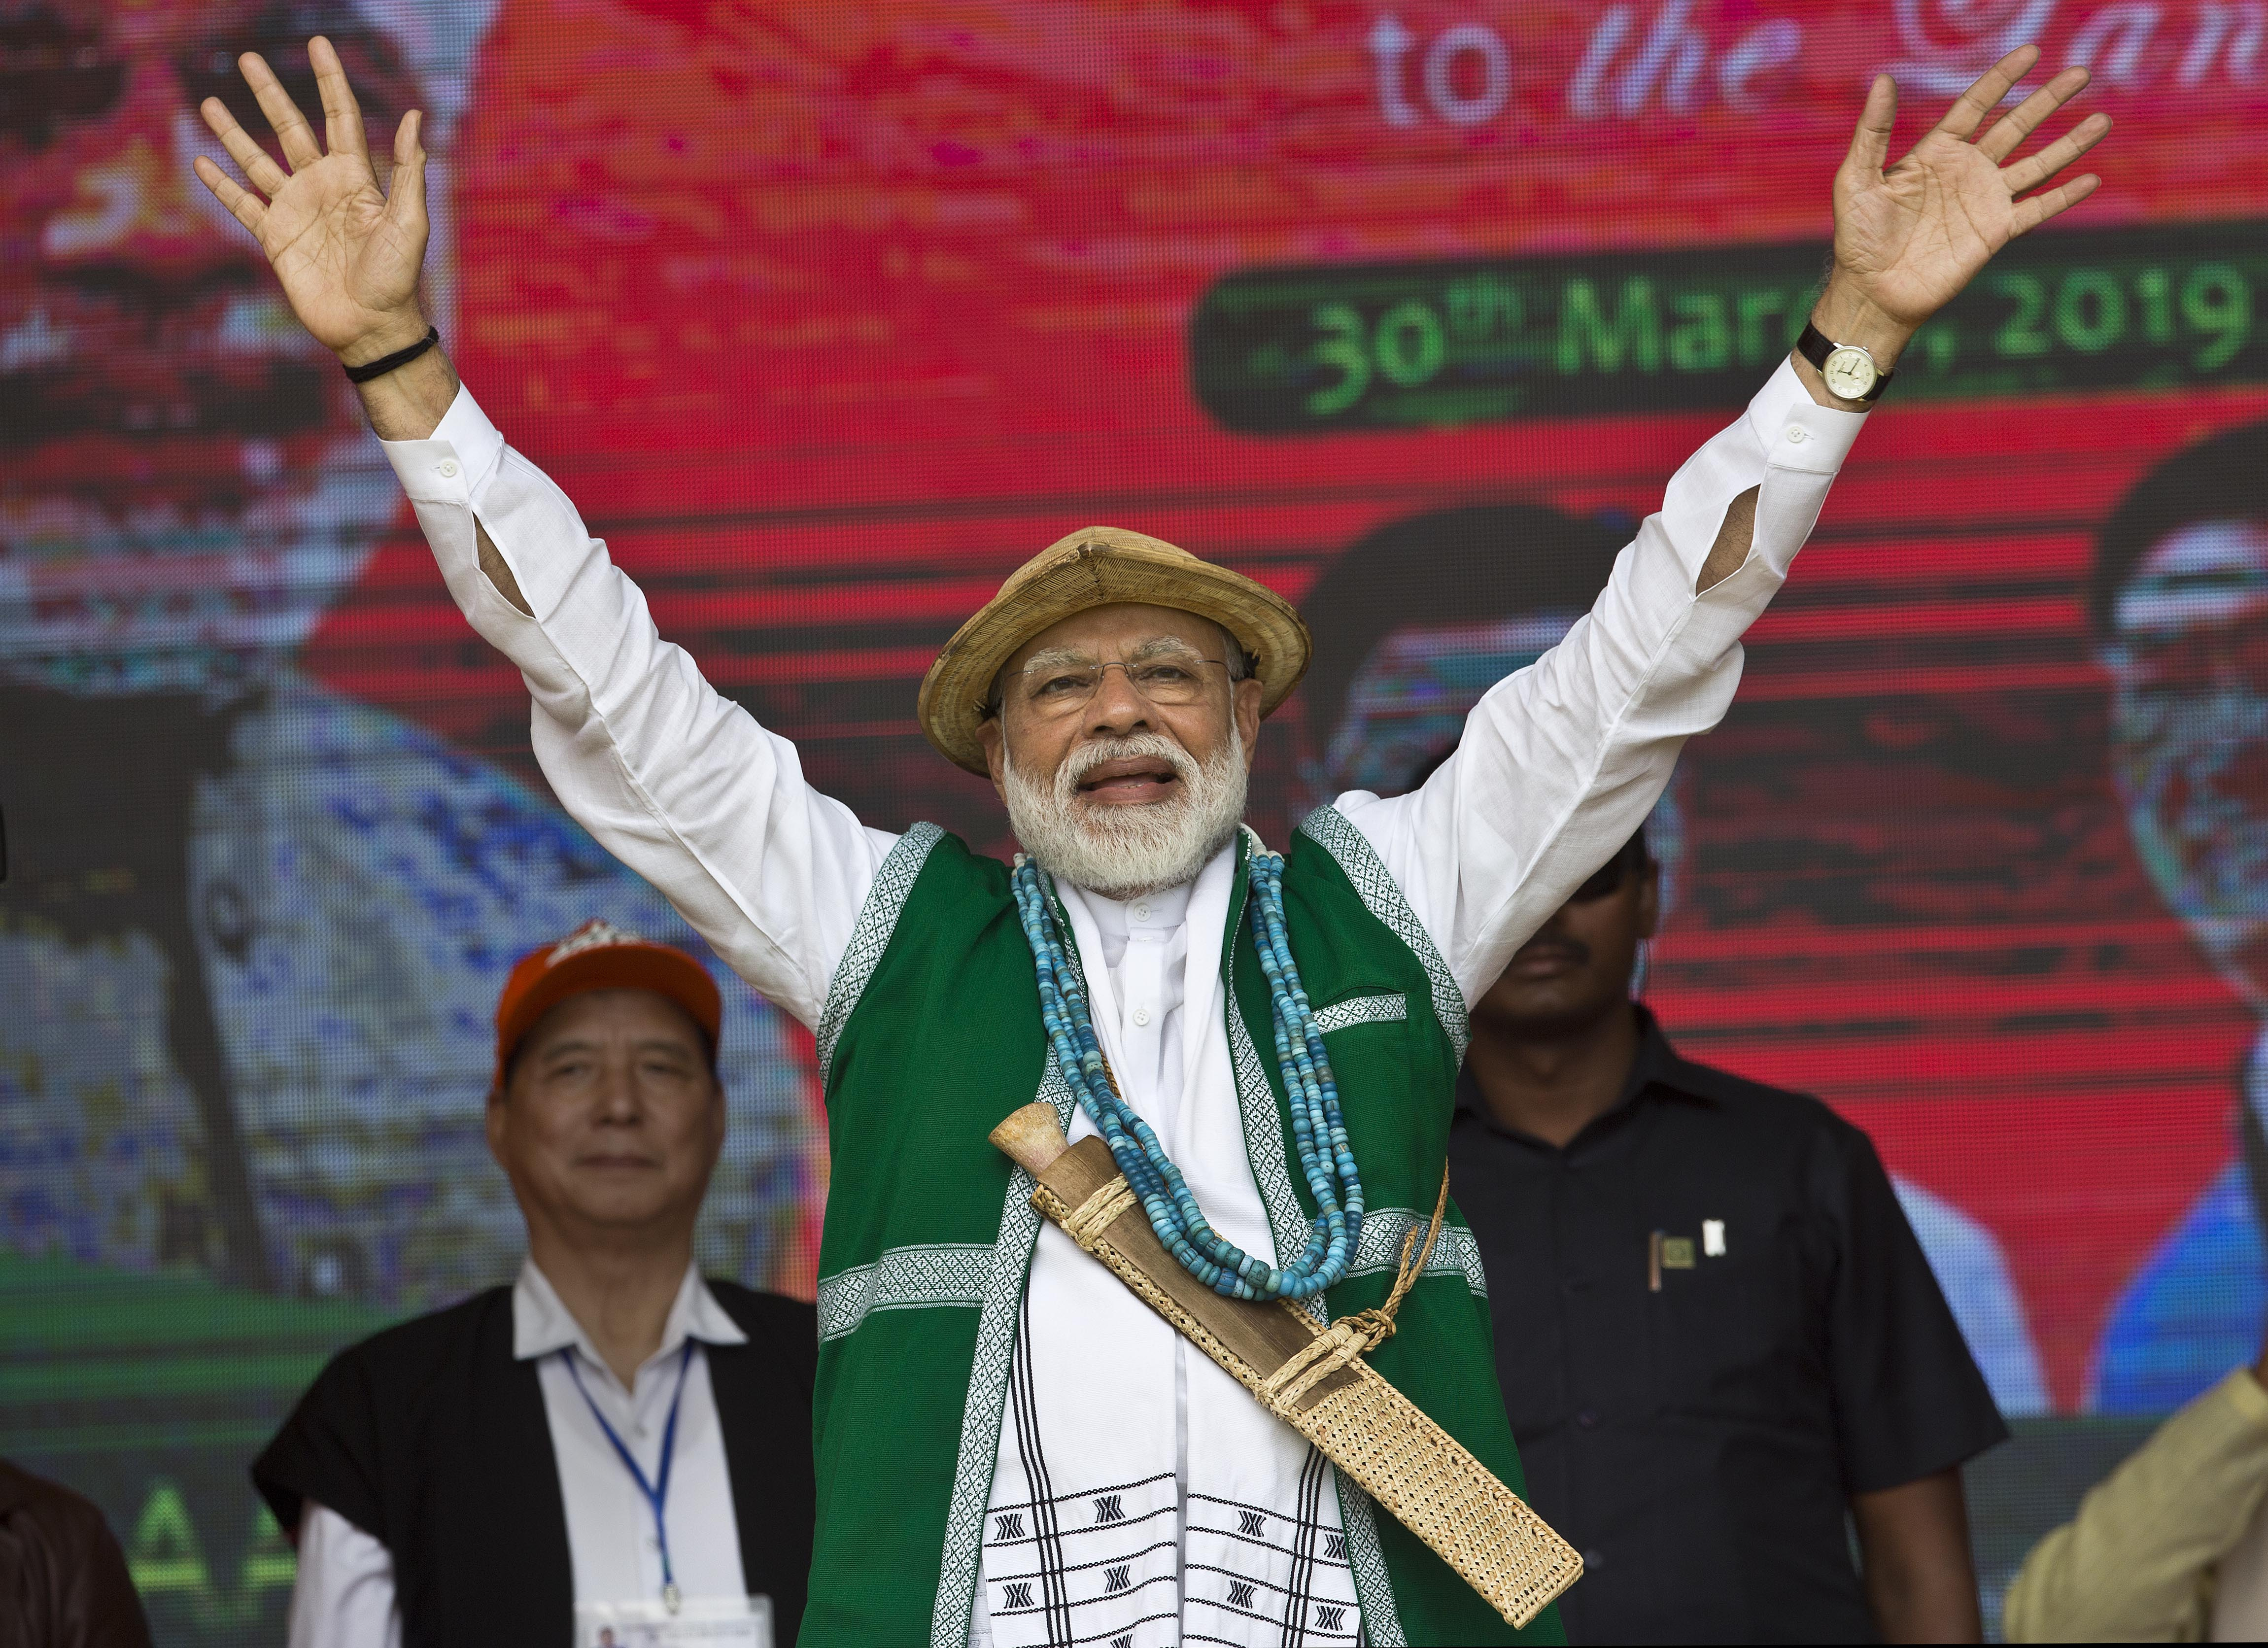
[[1795, 318, 1892, 402]]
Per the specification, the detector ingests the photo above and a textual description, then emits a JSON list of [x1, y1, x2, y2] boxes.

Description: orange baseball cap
[[492, 919, 723, 1093]]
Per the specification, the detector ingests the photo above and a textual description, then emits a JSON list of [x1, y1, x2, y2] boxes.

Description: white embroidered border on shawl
[[816, 821, 945, 1079], [1349, 1210, 1489, 1300], [817, 1244, 995, 1342], [1227, 829, 1403, 1643], [930, 1054, 1077, 1648], [1334, 1487, 1405, 1647], [1311, 992, 1408, 1035], [1295, 806, 1469, 1061]]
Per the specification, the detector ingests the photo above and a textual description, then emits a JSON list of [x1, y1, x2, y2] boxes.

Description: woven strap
[[1258, 1167, 1449, 1408], [1260, 1316, 1372, 1407], [1065, 1178, 1138, 1246], [1373, 1166, 1452, 1333]]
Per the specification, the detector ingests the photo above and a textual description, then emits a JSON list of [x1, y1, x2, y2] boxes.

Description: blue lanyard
[[564, 1340, 695, 1613]]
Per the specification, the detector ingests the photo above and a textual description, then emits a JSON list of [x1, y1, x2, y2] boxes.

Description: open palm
[[192, 38, 429, 358], [1835, 47, 2111, 330]]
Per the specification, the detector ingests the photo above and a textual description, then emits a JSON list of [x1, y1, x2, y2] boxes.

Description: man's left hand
[[1814, 44, 2112, 379]]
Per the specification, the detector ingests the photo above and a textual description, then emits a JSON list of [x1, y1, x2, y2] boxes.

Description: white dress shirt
[[374, 360, 1865, 1642], [286, 1260, 751, 1648]]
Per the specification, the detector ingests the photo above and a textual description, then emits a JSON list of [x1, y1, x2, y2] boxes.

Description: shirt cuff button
[[1783, 425, 1809, 445], [437, 458, 461, 478]]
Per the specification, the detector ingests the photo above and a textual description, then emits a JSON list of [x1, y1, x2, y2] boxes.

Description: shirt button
[[436, 457, 460, 477], [1132, 901, 1151, 922], [1132, 1006, 1152, 1027], [1582, 1548, 1606, 1571], [1784, 424, 1809, 444], [1576, 1409, 1599, 1430]]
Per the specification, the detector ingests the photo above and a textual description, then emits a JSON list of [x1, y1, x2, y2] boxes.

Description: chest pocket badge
[[1649, 1222, 1727, 1290]]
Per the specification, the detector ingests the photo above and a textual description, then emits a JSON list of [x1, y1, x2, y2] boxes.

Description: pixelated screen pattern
[[4, 0, 2268, 1638]]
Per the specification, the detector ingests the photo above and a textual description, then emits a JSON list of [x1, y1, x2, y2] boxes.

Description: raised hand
[[192, 37, 429, 366], [1820, 45, 2111, 369]]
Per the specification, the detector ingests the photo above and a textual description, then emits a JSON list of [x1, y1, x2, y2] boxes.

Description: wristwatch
[[1795, 318, 1892, 404]]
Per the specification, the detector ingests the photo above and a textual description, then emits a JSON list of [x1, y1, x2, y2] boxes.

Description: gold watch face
[[1821, 343, 1879, 400]]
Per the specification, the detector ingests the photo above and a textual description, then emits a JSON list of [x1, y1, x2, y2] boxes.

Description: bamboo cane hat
[[918, 525, 1312, 775]]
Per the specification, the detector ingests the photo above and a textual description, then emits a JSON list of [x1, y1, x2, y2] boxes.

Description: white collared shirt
[[285, 1259, 751, 1648]]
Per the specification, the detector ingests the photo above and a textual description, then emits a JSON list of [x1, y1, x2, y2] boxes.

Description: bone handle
[[989, 1102, 1072, 1176]]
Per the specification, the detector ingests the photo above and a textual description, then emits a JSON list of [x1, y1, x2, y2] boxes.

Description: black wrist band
[[341, 325, 440, 384]]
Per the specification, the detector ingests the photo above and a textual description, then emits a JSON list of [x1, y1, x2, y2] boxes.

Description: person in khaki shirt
[[2005, 1346, 2268, 1641]]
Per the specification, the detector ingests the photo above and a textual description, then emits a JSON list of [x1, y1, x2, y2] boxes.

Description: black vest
[[253, 1281, 815, 1647]]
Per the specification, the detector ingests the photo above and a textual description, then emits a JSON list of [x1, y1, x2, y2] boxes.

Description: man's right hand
[[192, 36, 430, 369]]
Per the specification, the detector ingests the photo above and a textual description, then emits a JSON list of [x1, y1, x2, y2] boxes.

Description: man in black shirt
[[1449, 828, 2007, 1644]]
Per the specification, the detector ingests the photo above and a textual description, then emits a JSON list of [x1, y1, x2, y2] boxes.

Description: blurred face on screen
[[1318, 614, 1582, 800], [2105, 519, 2268, 1004], [0, 0, 418, 698], [1317, 612, 1687, 907]]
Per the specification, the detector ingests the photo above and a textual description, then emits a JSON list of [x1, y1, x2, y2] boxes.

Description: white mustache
[[1004, 727, 1247, 898], [1058, 733, 1200, 797]]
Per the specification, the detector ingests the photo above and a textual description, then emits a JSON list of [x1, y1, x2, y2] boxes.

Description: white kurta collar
[[1080, 877, 1197, 963]]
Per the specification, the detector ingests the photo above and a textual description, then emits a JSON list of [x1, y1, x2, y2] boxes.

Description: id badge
[[576, 1595, 772, 1648]]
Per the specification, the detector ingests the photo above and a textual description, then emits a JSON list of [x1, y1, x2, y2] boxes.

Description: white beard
[[1004, 728, 1248, 898]]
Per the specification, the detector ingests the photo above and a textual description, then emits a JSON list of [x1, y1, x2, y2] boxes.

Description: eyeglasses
[[1011, 654, 1234, 719]]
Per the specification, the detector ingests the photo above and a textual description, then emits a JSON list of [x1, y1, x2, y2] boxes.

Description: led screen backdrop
[[5, 0, 2268, 1639]]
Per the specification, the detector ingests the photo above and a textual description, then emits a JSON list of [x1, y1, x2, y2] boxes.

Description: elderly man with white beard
[[196, 33, 2114, 1648]]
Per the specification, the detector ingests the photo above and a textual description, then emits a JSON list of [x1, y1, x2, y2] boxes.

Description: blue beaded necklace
[[1011, 843, 1365, 1301]]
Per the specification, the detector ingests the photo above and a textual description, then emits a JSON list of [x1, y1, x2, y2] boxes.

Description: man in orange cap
[[252, 920, 816, 1647], [200, 33, 2112, 1648]]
